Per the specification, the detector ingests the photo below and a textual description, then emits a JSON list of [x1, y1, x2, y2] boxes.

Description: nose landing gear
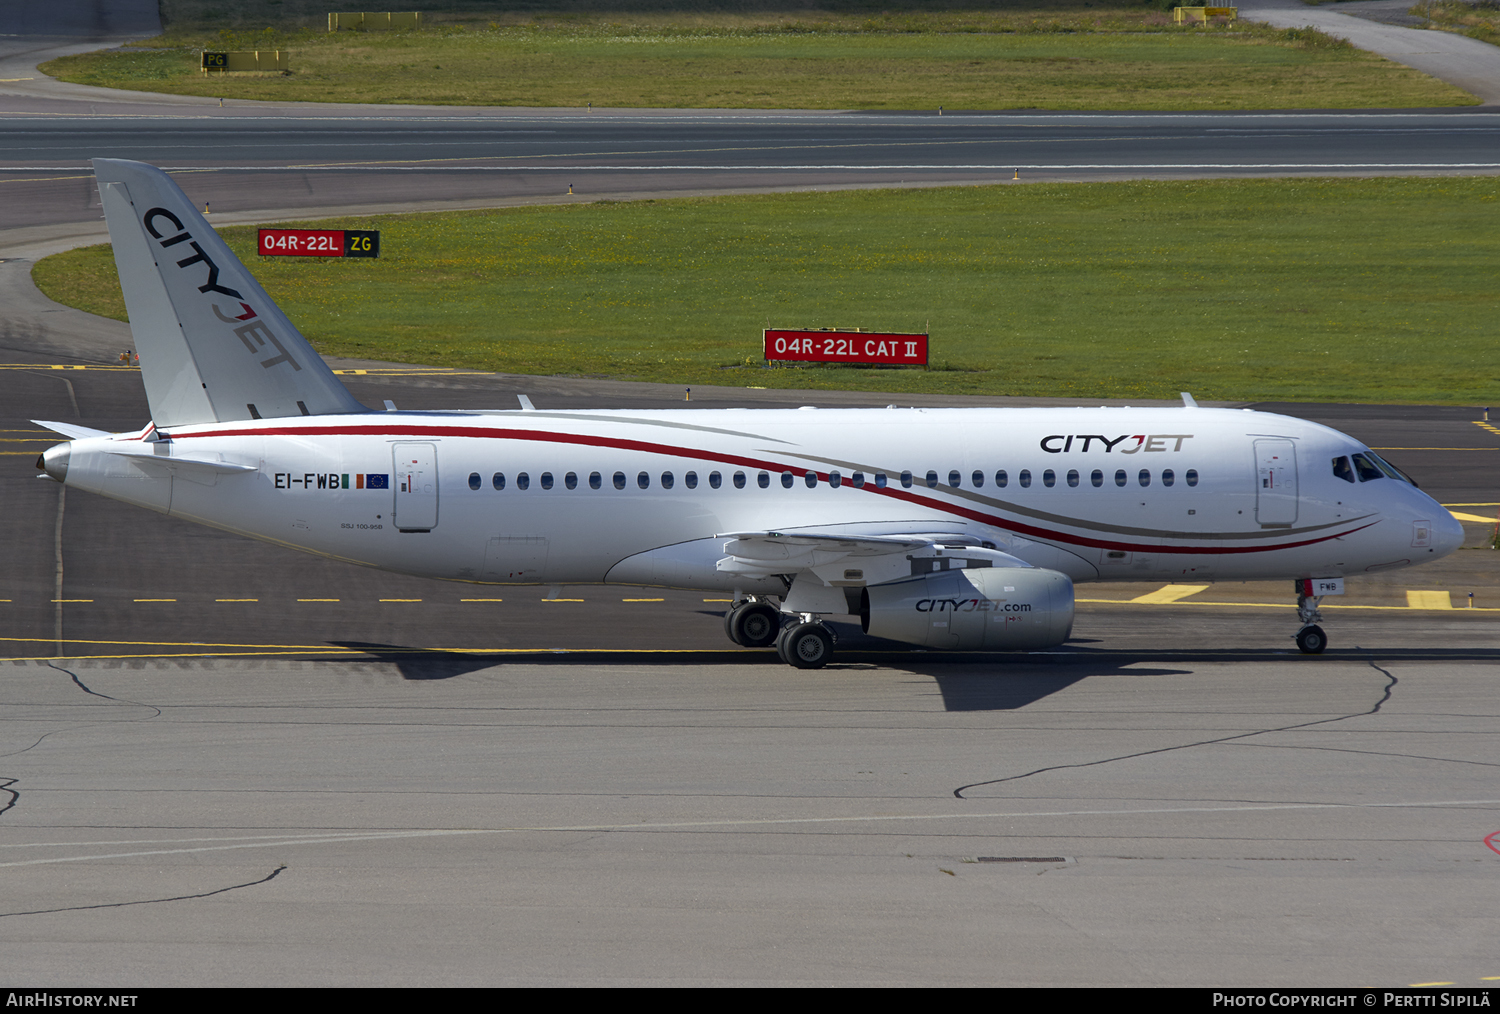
[[1294, 582, 1328, 654]]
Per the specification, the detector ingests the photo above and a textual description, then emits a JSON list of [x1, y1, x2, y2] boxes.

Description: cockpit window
[[1351, 453, 1385, 482], [1332, 456, 1355, 483], [1366, 451, 1415, 485]]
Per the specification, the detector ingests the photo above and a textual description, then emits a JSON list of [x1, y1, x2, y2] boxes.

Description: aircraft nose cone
[[38, 441, 70, 482], [1434, 508, 1466, 558]]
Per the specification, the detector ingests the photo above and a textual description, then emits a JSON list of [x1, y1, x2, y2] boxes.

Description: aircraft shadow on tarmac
[[331, 639, 1192, 711]]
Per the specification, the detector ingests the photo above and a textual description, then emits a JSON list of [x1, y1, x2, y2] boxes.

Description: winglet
[[92, 158, 367, 428]]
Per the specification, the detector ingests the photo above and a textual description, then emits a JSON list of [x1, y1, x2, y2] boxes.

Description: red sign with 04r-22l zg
[[258, 229, 380, 258]]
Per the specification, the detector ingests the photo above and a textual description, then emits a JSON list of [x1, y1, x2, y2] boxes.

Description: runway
[[6, 109, 1500, 235], [2, 8, 1499, 989]]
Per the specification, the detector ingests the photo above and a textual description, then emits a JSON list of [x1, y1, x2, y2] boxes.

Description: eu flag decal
[[365, 474, 389, 489]]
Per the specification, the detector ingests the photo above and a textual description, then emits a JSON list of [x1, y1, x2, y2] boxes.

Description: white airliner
[[35, 159, 1464, 667]]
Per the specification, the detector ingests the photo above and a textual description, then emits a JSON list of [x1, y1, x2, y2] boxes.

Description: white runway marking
[[5, 797, 1497, 868]]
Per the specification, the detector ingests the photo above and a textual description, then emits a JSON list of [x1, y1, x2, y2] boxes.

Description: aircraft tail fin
[[92, 158, 367, 428]]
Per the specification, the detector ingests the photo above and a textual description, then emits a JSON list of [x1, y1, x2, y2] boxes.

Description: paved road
[[1243, 0, 1500, 104], [0, 644, 1496, 987]]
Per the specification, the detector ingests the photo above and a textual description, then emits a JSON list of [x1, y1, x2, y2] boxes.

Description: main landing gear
[[724, 598, 782, 648], [1294, 582, 1328, 655], [724, 598, 836, 669], [776, 619, 834, 670]]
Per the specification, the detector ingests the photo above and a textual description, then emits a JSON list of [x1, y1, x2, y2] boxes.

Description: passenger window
[[805, 471, 817, 488], [565, 472, 578, 490], [757, 471, 769, 489], [829, 470, 841, 488], [661, 471, 674, 490], [875, 473, 888, 488], [1332, 456, 1355, 483], [1042, 469, 1056, 488], [852, 472, 866, 488], [971, 470, 984, 488], [1115, 469, 1127, 487], [733, 471, 746, 489], [1090, 469, 1103, 488], [781, 471, 794, 489], [1352, 453, 1384, 482], [492, 472, 506, 491], [1138, 469, 1151, 487], [1019, 469, 1032, 488], [540, 472, 553, 490], [1161, 468, 1174, 487], [1066, 469, 1079, 488], [925, 470, 939, 489], [517, 472, 530, 491], [589, 472, 601, 490], [1186, 469, 1199, 487], [709, 471, 722, 489], [468, 472, 481, 491], [637, 471, 651, 489], [995, 470, 1008, 488], [901, 471, 913, 488], [612, 471, 626, 490], [685, 471, 698, 489], [948, 470, 961, 487]]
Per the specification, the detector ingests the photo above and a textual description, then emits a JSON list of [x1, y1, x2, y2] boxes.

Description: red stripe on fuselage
[[170, 421, 1373, 556]]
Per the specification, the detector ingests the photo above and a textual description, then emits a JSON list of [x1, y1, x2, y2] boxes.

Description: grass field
[[41, 7, 1472, 109], [33, 178, 1500, 406]]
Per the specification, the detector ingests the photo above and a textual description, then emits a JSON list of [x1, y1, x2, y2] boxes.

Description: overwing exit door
[[393, 442, 438, 531]]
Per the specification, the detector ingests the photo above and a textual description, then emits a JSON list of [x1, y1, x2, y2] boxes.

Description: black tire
[[735, 604, 781, 647], [1296, 624, 1328, 655], [774, 625, 792, 664], [783, 622, 833, 670], [724, 605, 745, 646]]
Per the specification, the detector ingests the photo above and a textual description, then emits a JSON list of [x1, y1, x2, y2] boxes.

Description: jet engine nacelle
[[860, 567, 1074, 650]]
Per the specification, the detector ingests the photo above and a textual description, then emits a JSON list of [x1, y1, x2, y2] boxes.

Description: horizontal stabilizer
[[32, 419, 110, 440], [93, 158, 367, 428]]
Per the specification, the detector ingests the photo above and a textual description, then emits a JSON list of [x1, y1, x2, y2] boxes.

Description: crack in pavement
[[0, 664, 165, 824], [46, 660, 162, 717], [951, 654, 1399, 798], [0, 865, 287, 919]]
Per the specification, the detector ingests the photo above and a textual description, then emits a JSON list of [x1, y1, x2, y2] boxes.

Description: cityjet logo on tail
[[1040, 434, 1194, 454], [142, 207, 301, 373]]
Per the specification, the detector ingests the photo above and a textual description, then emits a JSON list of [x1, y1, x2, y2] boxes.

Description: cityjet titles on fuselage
[[1039, 433, 1194, 454]]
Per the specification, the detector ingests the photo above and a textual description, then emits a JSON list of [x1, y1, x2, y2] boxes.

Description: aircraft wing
[[716, 530, 1034, 579]]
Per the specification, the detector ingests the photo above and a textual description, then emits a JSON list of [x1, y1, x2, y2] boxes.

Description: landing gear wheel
[[734, 603, 781, 648], [781, 621, 833, 670], [1296, 624, 1328, 655], [725, 602, 782, 648]]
